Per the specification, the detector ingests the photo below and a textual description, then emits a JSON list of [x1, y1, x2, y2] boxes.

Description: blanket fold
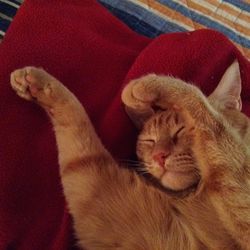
[[0, 0, 249, 249]]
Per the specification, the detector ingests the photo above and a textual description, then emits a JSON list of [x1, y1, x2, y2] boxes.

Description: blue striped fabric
[[224, 0, 250, 12], [157, 0, 250, 48], [99, 0, 250, 48], [100, 1, 186, 38], [98, 0, 250, 58], [100, 2, 164, 38], [0, 0, 22, 39]]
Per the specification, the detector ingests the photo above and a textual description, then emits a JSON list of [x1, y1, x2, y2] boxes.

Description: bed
[[0, 1, 249, 250]]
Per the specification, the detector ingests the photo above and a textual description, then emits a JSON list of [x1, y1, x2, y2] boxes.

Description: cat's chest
[[173, 201, 239, 250]]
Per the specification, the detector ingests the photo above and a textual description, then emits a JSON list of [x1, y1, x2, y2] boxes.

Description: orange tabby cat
[[10, 61, 249, 250]]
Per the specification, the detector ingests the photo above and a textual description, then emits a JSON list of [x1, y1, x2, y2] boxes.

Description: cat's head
[[124, 61, 249, 195], [136, 106, 200, 194]]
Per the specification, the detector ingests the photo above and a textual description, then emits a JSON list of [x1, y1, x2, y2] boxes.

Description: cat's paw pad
[[11, 67, 56, 103]]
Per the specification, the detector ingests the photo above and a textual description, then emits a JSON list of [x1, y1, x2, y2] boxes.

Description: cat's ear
[[209, 60, 242, 110], [125, 106, 154, 129]]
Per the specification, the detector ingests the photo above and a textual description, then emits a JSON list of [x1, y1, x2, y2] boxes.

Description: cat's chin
[[160, 170, 199, 192], [147, 170, 201, 198], [144, 169, 200, 198]]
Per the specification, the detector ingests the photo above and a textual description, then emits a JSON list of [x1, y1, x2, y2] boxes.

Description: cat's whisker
[[136, 167, 151, 176], [117, 159, 143, 165], [137, 168, 149, 174], [117, 158, 140, 162], [117, 159, 153, 172]]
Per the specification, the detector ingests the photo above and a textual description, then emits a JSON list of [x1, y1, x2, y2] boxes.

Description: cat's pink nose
[[153, 151, 169, 168]]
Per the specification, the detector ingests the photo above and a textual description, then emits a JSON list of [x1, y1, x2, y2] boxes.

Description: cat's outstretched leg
[[11, 67, 112, 170], [11, 67, 120, 220], [10, 67, 124, 245]]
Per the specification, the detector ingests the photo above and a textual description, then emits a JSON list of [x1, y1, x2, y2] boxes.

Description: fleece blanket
[[0, 0, 250, 249]]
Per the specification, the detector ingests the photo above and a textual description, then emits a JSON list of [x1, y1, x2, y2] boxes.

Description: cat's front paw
[[122, 74, 187, 128], [10, 67, 61, 106], [122, 74, 160, 111], [122, 74, 218, 132], [122, 74, 200, 111]]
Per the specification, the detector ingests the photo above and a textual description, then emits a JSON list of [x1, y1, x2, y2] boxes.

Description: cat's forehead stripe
[[155, 111, 175, 127]]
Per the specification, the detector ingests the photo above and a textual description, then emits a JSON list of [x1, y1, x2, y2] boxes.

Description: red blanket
[[0, 0, 249, 249]]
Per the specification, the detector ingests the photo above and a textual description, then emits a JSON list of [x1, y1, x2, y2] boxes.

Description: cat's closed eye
[[172, 126, 185, 144], [138, 138, 155, 145]]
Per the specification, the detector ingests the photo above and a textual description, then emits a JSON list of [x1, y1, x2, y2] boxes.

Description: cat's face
[[136, 106, 250, 193], [137, 109, 200, 192]]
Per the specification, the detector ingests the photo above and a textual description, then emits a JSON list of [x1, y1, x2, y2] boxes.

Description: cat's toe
[[10, 68, 33, 100], [24, 67, 51, 87]]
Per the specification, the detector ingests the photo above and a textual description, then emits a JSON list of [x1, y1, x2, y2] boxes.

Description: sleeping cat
[[10, 61, 250, 250]]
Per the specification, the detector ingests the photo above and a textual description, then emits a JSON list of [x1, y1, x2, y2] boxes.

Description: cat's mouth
[[152, 153, 200, 193], [146, 163, 201, 198]]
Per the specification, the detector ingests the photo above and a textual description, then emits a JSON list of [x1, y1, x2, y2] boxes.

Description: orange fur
[[10, 62, 249, 250]]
